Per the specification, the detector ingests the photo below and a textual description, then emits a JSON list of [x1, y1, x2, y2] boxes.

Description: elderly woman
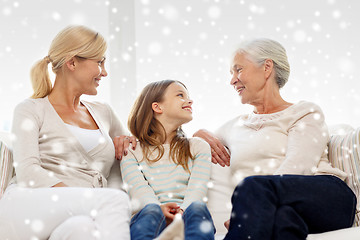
[[194, 38, 356, 240]]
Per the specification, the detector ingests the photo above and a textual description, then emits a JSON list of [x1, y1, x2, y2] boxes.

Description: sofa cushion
[[328, 128, 360, 226], [0, 141, 14, 199]]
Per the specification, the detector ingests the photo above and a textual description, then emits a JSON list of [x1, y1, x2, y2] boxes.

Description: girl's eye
[[236, 68, 242, 73], [177, 93, 184, 97]]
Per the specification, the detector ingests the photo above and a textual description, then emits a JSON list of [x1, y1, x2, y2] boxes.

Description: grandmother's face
[[230, 53, 267, 105]]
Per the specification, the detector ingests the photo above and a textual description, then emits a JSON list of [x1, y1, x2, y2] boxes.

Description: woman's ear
[[152, 102, 163, 114], [65, 57, 76, 71], [264, 59, 274, 79]]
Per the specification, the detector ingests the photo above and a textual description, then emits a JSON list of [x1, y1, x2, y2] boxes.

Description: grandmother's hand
[[113, 135, 137, 160], [224, 219, 230, 230], [193, 129, 230, 167]]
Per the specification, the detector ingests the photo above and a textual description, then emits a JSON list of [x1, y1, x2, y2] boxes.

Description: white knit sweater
[[215, 101, 346, 184], [11, 96, 127, 188]]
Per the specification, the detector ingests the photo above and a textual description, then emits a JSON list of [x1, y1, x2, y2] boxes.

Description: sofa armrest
[[328, 127, 360, 226], [0, 140, 14, 199], [328, 124, 354, 136]]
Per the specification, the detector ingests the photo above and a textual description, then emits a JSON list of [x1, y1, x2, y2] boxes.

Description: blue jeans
[[130, 201, 215, 240], [224, 175, 357, 240]]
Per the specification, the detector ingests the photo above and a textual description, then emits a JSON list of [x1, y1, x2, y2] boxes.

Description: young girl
[[120, 80, 215, 240]]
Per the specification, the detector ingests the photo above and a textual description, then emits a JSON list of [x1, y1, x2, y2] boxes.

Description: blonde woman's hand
[[193, 129, 230, 167], [52, 182, 68, 187], [113, 135, 137, 160]]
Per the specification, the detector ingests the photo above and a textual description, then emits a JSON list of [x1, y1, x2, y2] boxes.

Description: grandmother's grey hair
[[233, 38, 290, 88]]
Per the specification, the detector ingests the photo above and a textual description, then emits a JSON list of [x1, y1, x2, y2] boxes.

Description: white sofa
[[1, 125, 360, 239]]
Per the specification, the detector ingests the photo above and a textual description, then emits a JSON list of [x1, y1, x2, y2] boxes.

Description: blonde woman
[[0, 25, 134, 240]]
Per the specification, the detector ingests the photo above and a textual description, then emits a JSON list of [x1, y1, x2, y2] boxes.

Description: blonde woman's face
[[73, 56, 107, 95]]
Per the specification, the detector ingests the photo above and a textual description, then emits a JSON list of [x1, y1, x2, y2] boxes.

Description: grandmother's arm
[[274, 105, 329, 175], [193, 129, 230, 167]]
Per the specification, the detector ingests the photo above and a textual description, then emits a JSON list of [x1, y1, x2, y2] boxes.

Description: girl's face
[[72, 56, 107, 95], [156, 82, 193, 126]]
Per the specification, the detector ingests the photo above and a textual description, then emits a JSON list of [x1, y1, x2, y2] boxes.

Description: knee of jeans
[[187, 201, 207, 211], [185, 201, 212, 218], [184, 202, 215, 234], [232, 176, 269, 198], [237, 176, 270, 190], [141, 203, 163, 216]]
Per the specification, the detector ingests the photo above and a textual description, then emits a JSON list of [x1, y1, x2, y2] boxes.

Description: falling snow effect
[[31, 219, 44, 233], [0, 0, 359, 132], [199, 220, 213, 233], [1, 0, 360, 237]]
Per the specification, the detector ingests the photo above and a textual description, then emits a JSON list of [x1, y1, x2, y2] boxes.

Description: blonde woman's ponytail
[[30, 56, 52, 98]]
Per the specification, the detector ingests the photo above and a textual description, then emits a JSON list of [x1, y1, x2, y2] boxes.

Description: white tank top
[[65, 124, 103, 152]]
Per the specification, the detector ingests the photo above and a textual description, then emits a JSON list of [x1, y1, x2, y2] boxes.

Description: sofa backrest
[[0, 132, 12, 149]]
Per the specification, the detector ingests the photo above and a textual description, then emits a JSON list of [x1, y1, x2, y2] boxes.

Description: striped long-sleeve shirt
[[120, 137, 211, 211]]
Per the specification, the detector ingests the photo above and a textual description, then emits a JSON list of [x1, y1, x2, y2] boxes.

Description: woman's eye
[[236, 68, 242, 73], [178, 93, 184, 97], [98, 57, 106, 66]]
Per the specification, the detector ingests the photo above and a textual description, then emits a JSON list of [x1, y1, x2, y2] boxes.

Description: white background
[[1, 0, 359, 135]]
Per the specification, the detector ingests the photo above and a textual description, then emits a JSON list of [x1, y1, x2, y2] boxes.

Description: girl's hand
[[193, 129, 230, 167], [113, 135, 137, 160], [160, 202, 180, 225]]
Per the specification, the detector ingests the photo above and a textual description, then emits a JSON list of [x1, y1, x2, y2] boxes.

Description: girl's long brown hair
[[128, 80, 194, 171]]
